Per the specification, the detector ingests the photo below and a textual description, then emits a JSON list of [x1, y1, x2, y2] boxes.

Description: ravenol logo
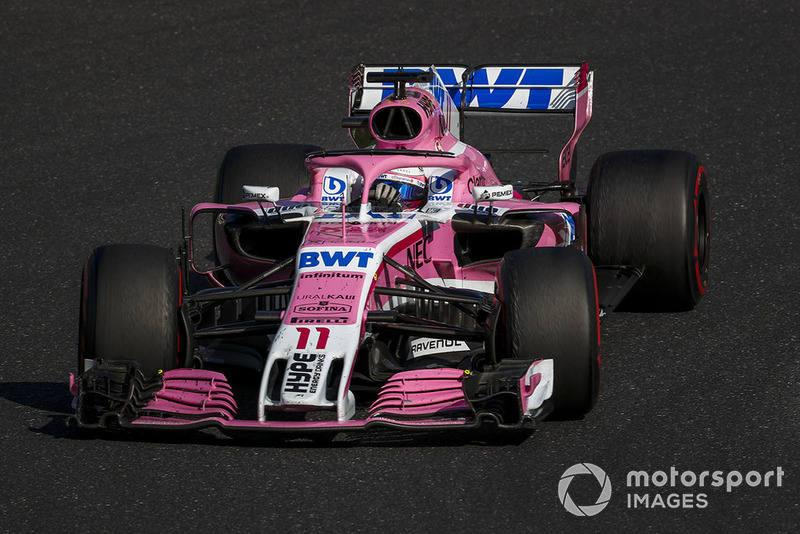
[[299, 251, 374, 269], [558, 463, 612, 517]]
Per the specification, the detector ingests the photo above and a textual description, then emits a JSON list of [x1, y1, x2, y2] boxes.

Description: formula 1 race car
[[71, 63, 710, 436]]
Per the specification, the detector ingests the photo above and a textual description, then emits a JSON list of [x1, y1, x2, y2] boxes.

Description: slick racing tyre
[[212, 143, 321, 284], [498, 247, 600, 419], [587, 150, 710, 311], [213, 143, 322, 204], [78, 245, 183, 377]]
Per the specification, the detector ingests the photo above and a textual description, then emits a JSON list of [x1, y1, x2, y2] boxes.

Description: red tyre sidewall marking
[[693, 166, 707, 296]]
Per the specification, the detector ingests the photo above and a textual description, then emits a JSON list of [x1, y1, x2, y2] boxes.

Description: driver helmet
[[371, 167, 427, 211]]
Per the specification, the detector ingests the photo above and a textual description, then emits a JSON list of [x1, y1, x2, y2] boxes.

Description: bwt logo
[[428, 175, 453, 202], [376, 67, 568, 110], [558, 463, 612, 517], [299, 251, 374, 269], [323, 176, 347, 196], [428, 176, 453, 200], [429, 176, 453, 195]]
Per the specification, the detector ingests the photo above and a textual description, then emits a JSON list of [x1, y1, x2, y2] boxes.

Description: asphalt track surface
[[1, 1, 798, 532]]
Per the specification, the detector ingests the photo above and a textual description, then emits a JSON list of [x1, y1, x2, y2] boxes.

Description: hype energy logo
[[558, 464, 786, 515]]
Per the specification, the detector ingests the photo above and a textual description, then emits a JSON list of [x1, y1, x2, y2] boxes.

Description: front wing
[[70, 359, 554, 436]]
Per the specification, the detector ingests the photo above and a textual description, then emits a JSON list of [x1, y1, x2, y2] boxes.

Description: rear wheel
[[212, 143, 322, 284], [78, 245, 182, 377], [498, 247, 600, 419], [214, 143, 322, 204], [587, 150, 710, 311]]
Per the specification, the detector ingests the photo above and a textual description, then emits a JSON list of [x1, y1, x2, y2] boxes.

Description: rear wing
[[348, 63, 593, 183]]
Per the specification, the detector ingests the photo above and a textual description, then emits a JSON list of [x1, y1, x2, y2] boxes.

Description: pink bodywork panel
[[369, 368, 471, 417], [126, 363, 552, 431], [133, 367, 477, 430], [558, 63, 592, 183]]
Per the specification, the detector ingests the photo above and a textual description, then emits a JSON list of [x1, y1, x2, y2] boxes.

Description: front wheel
[[78, 245, 183, 377], [498, 247, 600, 419]]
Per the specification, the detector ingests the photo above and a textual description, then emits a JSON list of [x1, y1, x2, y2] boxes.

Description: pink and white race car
[[72, 63, 710, 436]]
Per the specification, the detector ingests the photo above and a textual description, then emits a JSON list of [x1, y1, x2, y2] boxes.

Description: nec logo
[[299, 250, 374, 269]]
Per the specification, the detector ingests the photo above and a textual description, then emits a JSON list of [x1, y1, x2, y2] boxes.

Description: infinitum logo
[[558, 463, 613, 516]]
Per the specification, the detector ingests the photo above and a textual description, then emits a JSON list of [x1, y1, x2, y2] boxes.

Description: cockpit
[[319, 167, 422, 212]]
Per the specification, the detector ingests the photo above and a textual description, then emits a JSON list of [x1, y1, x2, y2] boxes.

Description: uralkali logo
[[558, 463, 612, 517]]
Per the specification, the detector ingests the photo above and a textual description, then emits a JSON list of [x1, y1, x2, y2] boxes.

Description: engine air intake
[[371, 106, 423, 141]]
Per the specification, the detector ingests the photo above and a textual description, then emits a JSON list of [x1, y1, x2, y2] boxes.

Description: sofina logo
[[558, 463, 612, 517]]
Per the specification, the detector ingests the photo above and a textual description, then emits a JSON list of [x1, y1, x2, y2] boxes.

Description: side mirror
[[242, 185, 280, 202], [472, 184, 513, 202]]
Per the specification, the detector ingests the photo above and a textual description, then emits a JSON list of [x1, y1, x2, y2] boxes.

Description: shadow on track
[[0, 381, 72, 414]]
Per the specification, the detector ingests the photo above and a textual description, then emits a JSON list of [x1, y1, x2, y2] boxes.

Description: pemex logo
[[558, 463, 612, 516]]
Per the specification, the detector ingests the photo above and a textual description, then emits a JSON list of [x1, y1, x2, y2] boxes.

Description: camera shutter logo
[[558, 463, 612, 516]]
